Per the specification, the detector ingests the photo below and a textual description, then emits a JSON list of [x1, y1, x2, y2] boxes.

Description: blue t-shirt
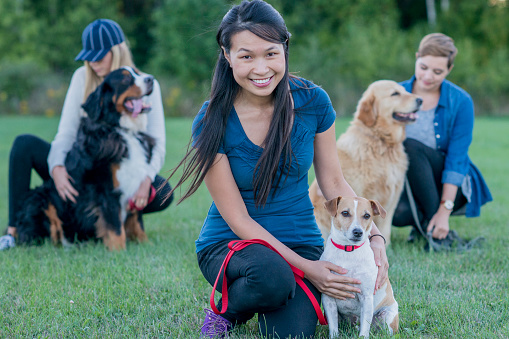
[[192, 77, 336, 253]]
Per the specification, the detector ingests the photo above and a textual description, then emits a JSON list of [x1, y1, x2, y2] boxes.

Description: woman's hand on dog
[[52, 166, 79, 203], [370, 236, 389, 294], [128, 176, 152, 211], [305, 260, 361, 300]]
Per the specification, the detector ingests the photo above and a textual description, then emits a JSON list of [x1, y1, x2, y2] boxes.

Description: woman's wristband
[[369, 233, 386, 244]]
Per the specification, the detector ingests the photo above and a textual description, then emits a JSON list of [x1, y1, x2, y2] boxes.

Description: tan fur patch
[[93, 208, 107, 240], [111, 163, 120, 188], [103, 227, 126, 251], [44, 203, 64, 245], [377, 280, 396, 309], [93, 209, 126, 251], [356, 89, 376, 127], [390, 313, 399, 333], [116, 85, 142, 114], [124, 212, 147, 242]]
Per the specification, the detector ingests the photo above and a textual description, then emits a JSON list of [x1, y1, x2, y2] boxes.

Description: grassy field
[[0, 115, 508, 338]]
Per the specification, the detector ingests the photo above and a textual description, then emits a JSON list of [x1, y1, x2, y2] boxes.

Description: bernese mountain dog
[[16, 66, 156, 250]]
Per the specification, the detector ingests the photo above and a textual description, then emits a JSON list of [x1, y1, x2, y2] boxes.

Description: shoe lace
[[201, 309, 231, 337]]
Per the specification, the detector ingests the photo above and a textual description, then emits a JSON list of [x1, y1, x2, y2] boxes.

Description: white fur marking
[[116, 127, 151, 222]]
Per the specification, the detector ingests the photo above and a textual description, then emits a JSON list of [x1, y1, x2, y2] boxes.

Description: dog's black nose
[[145, 76, 154, 85], [353, 228, 363, 238], [144, 76, 154, 95], [416, 98, 423, 106]]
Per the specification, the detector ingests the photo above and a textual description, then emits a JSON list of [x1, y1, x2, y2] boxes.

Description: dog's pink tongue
[[126, 99, 143, 117]]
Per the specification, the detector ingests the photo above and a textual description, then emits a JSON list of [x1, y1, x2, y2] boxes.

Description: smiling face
[[223, 30, 286, 102], [414, 55, 451, 94]]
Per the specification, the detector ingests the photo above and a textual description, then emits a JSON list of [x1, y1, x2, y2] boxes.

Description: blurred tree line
[[0, 0, 507, 116]]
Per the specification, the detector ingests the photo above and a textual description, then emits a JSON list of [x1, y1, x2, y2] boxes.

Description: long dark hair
[[168, 0, 294, 207]]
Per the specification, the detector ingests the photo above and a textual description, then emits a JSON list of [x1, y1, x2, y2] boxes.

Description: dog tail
[[15, 184, 54, 245]]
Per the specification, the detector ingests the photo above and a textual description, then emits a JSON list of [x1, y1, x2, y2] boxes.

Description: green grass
[[0, 116, 508, 338]]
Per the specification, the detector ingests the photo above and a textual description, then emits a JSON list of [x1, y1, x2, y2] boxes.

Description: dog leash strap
[[294, 278, 328, 325], [148, 185, 156, 204], [405, 177, 426, 238], [210, 246, 235, 315], [210, 240, 262, 315], [209, 239, 328, 325]]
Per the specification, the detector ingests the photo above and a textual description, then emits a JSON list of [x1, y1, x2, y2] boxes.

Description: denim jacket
[[400, 77, 492, 217]]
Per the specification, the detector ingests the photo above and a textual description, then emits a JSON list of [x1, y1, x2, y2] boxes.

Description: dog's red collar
[[331, 239, 365, 252]]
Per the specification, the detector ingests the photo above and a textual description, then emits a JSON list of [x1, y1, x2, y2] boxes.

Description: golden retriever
[[310, 80, 422, 245]]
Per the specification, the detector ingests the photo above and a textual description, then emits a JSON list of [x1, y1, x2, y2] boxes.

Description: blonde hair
[[417, 33, 457, 69], [83, 42, 135, 100]]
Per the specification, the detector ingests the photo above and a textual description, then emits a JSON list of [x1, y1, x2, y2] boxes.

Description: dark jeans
[[8, 134, 173, 226], [198, 239, 323, 339], [392, 138, 467, 228]]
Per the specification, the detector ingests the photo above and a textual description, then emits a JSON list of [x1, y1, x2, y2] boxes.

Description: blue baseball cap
[[75, 19, 125, 62]]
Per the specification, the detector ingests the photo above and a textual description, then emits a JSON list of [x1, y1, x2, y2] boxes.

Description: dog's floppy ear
[[356, 89, 377, 127], [82, 82, 109, 122], [324, 196, 342, 217], [369, 199, 387, 219]]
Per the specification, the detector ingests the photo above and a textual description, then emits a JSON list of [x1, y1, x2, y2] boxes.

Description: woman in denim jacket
[[393, 33, 492, 244]]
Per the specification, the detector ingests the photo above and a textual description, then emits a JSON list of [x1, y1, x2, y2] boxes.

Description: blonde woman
[[1, 19, 172, 250]]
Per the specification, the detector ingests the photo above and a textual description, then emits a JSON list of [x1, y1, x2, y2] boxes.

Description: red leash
[[209, 239, 328, 325]]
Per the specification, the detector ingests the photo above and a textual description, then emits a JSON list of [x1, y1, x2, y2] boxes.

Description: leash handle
[[209, 239, 328, 325]]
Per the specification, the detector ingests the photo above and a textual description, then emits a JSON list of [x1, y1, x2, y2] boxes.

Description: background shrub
[[0, 0, 507, 116]]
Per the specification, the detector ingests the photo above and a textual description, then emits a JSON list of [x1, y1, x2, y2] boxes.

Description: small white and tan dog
[[320, 196, 399, 338]]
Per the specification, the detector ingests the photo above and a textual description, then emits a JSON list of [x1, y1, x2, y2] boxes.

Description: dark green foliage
[[149, 0, 230, 89], [0, 60, 45, 102], [0, 0, 508, 116], [0, 60, 56, 115]]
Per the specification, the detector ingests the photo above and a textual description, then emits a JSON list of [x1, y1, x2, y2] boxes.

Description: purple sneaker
[[200, 309, 232, 338]]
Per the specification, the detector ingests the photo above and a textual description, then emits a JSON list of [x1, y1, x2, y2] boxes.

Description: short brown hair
[[417, 33, 457, 68]]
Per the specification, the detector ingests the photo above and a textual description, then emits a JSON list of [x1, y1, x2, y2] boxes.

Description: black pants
[[198, 239, 323, 339], [8, 134, 173, 226], [392, 138, 467, 228]]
